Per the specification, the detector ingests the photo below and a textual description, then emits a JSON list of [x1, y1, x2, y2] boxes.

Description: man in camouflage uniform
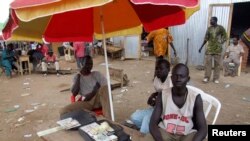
[[199, 17, 227, 84]]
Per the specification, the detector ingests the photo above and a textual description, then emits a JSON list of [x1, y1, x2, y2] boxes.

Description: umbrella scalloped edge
[[130, 0, 199, 8]]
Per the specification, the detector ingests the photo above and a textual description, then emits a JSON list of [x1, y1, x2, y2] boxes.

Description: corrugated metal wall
[[170, 0, 250, 66]]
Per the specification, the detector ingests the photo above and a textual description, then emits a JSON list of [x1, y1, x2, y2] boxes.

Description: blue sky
[[0, 0, 13, 23], [0, 0, 13, 35]]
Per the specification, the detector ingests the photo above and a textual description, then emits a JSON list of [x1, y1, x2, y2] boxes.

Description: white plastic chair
[[187, 85, 221, 125]]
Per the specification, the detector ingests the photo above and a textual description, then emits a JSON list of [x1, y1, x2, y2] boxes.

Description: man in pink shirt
[[41, 43, 49, 57], [42, 50, 60, 76], [73, 42, 85, 69]]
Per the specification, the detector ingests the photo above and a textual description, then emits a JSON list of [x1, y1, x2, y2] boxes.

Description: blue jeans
[[76, 57, 85, 69], [130, 107, 154, 134]]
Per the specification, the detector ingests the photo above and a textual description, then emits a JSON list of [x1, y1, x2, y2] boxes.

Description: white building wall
[[170, 0, 250, 66]]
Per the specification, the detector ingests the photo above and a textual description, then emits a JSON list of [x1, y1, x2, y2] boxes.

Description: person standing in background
[[199, 16, 227, 84], [63, 42, 74, 62], [73, 42, 85, 69], [146, 28, 177, 77], [41, 43, 49, 57]]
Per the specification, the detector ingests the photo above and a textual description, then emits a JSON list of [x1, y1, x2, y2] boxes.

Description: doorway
[[230, 2, 250, 68]]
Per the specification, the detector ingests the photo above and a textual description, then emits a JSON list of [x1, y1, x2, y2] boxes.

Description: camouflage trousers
[[223, 56, 240, 76]]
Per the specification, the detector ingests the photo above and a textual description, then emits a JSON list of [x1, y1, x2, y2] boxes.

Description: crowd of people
[[0, 41, 59, 77], [0, 41, 95, 78], [1, 15, 250, 141]]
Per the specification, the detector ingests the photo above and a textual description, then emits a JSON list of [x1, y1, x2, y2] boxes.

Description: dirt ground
[[0, 55, 250, 141]]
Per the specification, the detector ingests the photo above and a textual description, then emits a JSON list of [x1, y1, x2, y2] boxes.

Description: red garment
[[36, 44, 43, 52], [41, 44, 49, 56], [45, 54, 56, 62], [73, 42, 85, 58]]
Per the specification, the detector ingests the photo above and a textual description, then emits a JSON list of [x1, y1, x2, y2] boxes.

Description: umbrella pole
[[100, 9, 115, 121]]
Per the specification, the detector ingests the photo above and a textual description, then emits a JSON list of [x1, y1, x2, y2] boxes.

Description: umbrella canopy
[[11, 0, 60, 8], [2, 0, 199, 42], [131, 0, 198, 7], [1, 0, 200, 121]]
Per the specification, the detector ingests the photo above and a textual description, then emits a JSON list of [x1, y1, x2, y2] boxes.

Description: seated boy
[[41, 50, 60, 76], [126, 59, 172, 134]]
